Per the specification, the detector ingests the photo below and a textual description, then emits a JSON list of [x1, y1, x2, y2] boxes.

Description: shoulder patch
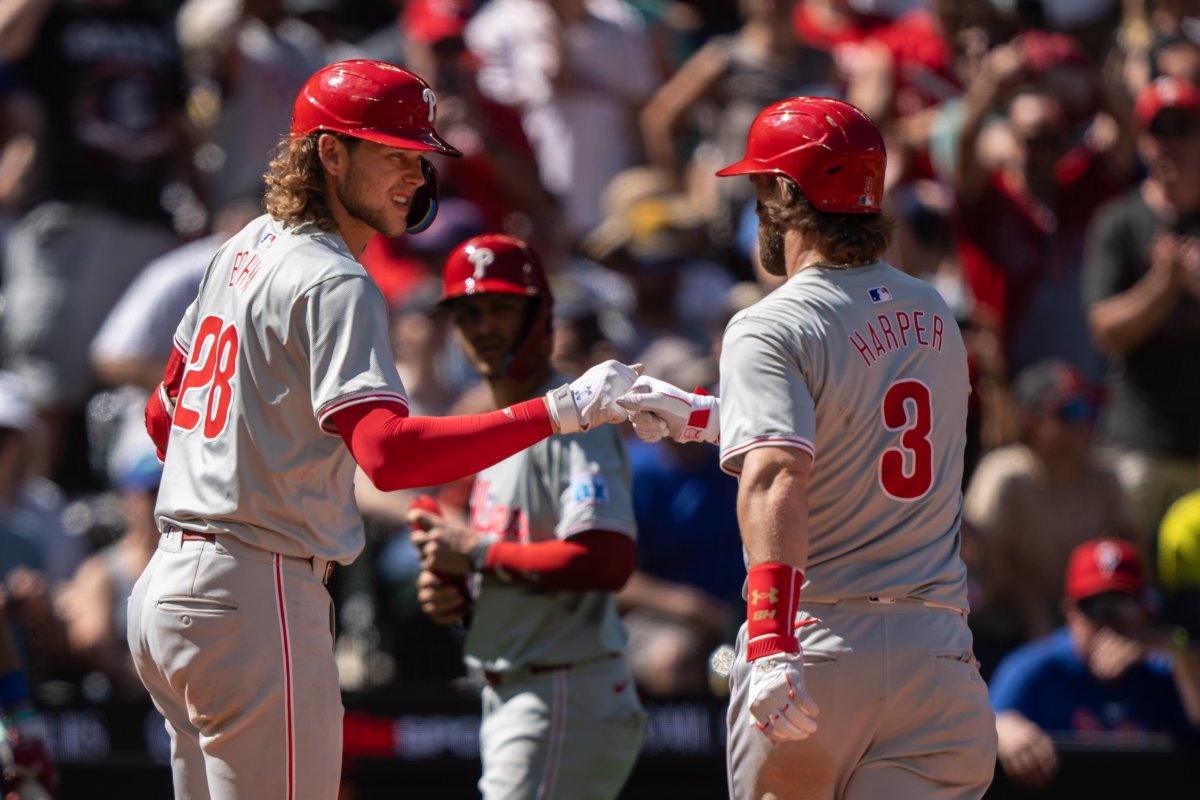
[[566, 470, 610, 509]]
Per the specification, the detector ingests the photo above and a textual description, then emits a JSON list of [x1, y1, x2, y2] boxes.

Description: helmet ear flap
[[406, 159, 440, 234]]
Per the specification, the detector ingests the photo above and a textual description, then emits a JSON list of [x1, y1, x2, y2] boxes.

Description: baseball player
[[127, 60, 641, 800], [410, 234, 648, 800], [617, 97, 998, 799]]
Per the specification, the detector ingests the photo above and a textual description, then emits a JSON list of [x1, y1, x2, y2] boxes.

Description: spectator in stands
[[465, 0, 660, 241], [0, 371, 79, 587], [1083, 75, 1200, 547], [964, 359, 1142, 653], [176, 0, 330, 207], [639, 0, 837, 246], [403, 0, 560, 243], [54, 420, 162, 700], [579, 165, 736, 357], [0, 0, 203, 486], [90, 199, 262, 393], [954, 34, 1137, 387], [989, 537, 1200, 790], [617, 338, 743, 697], [0, 606, 56, 798]]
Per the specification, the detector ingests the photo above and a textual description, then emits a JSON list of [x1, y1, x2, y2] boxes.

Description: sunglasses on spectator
[[1077, 591, 1144, 630], [1055, 398, 1098, 425], [1150, 113, 1200, 139]]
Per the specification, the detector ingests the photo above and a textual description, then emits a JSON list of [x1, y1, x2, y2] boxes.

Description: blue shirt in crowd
[[989, 627, 1198, 741]]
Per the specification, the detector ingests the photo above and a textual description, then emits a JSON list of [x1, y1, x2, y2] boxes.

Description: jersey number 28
[[879, 379, 933, 501], [174, 315, 240, 438]]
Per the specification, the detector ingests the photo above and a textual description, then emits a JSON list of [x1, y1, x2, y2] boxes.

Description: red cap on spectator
[[1134, 76, 1200, 130], [404, 0, 474, 44], [1065, 539, 1146, 601]]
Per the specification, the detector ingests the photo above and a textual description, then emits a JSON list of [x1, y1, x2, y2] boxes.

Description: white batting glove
[[615, 375, 721, 444], [746, 650, 819, 743], [546, 361, 643, 434]]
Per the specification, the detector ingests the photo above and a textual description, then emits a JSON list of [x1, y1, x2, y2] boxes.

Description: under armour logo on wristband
[[750, 588, 779, 605]]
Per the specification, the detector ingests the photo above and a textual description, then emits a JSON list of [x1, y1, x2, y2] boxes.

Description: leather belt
[[483, 662, 572, 687], [166, 526, 335, 586]]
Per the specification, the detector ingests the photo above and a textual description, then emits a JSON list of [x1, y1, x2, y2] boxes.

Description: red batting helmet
[[441, 234, 554, 383], [291, 60, 462, 157], [716, 96, 885, 213]]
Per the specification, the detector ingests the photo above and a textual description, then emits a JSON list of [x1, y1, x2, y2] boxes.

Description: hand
[[1085, 626, 1145, 682], [745, 650, 819, 743], [615, 375, 720, 444], [995, 710, 1058, 790], [545, 360, 642, 434], [408, 502, 479, 578], [415, 569, 470, 626]]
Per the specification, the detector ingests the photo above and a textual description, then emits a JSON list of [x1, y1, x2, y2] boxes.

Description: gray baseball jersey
[[719, 261, 971, 610], [130, 214, 411, 800], [156, 214, 409, 565], [720, 261, 995, 800], [464, 376, 637, 671], [464, 375, 646, 800]]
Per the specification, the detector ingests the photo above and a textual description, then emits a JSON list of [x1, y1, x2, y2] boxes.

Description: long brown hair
[[761, 177, 895, 264], [263, 134, 341, 231]]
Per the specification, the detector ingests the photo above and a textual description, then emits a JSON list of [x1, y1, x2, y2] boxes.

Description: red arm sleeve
[[333, 399, 553, 491], [484, 531, 636, 591]]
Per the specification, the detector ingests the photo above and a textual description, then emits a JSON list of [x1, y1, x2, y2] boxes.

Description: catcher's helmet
[[441, 234, 554, 383], [716, 96, 885, 214], [291, 60, 462, 157]]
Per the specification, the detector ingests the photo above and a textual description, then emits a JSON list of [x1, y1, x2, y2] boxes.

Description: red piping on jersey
[[538, 670, 567, 800], [483, 531, 636, 590], [273, 555, 296, 800], [333, 399, 553, 490], [720, 436, 815, 476]]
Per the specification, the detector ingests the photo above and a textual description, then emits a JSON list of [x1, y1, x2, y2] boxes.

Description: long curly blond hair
[[263, 134, 340, 231], [761, 178, 894, 265]]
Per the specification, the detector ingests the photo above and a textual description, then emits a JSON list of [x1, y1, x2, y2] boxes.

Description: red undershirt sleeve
[[483, 531, 636, 591], [332, 398, 554, 491]]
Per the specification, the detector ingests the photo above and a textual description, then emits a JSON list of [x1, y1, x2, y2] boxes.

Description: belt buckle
[[867, 595, 895, 604]]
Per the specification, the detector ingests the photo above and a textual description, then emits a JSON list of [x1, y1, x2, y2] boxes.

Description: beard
[[757, 214, 787, 277], [335, 161, 407, 239]]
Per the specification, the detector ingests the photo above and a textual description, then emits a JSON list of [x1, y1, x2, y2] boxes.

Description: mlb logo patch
[[259, 232, 277, 249], [868, 286, 893, 303], [568, 471, 610, 508]]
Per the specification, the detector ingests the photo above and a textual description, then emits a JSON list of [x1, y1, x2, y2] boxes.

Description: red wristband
[[745, 562, 803, 661]]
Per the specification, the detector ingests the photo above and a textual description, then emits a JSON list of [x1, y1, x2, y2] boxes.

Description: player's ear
[[317, 133, 346, 176]]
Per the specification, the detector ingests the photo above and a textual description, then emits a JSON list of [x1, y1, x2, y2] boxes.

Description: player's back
[[719, 261, 970, 608], [156, 215, 403, 564]]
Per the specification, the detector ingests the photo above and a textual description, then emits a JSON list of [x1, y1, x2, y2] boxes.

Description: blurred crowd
[[0, 0, 1197, 787]]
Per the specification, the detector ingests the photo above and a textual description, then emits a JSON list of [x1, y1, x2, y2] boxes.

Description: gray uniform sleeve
[[553, 429, 636, 540], [718, 315, 816, 476], [304, 275, 408, 431]]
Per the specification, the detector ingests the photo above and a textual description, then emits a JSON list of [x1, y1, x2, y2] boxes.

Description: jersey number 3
[[879, 379, 933, 501], [174, 315, 240, 438]]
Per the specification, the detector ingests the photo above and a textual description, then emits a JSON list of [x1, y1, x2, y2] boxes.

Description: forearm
[[0, 0, 54, 63], [336, 400, 553, 491], [1088, 268, 1180, 354], [737, 463, 809, 568], [1169, 638, 1200, 728], [477, 531, 636, 591]]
